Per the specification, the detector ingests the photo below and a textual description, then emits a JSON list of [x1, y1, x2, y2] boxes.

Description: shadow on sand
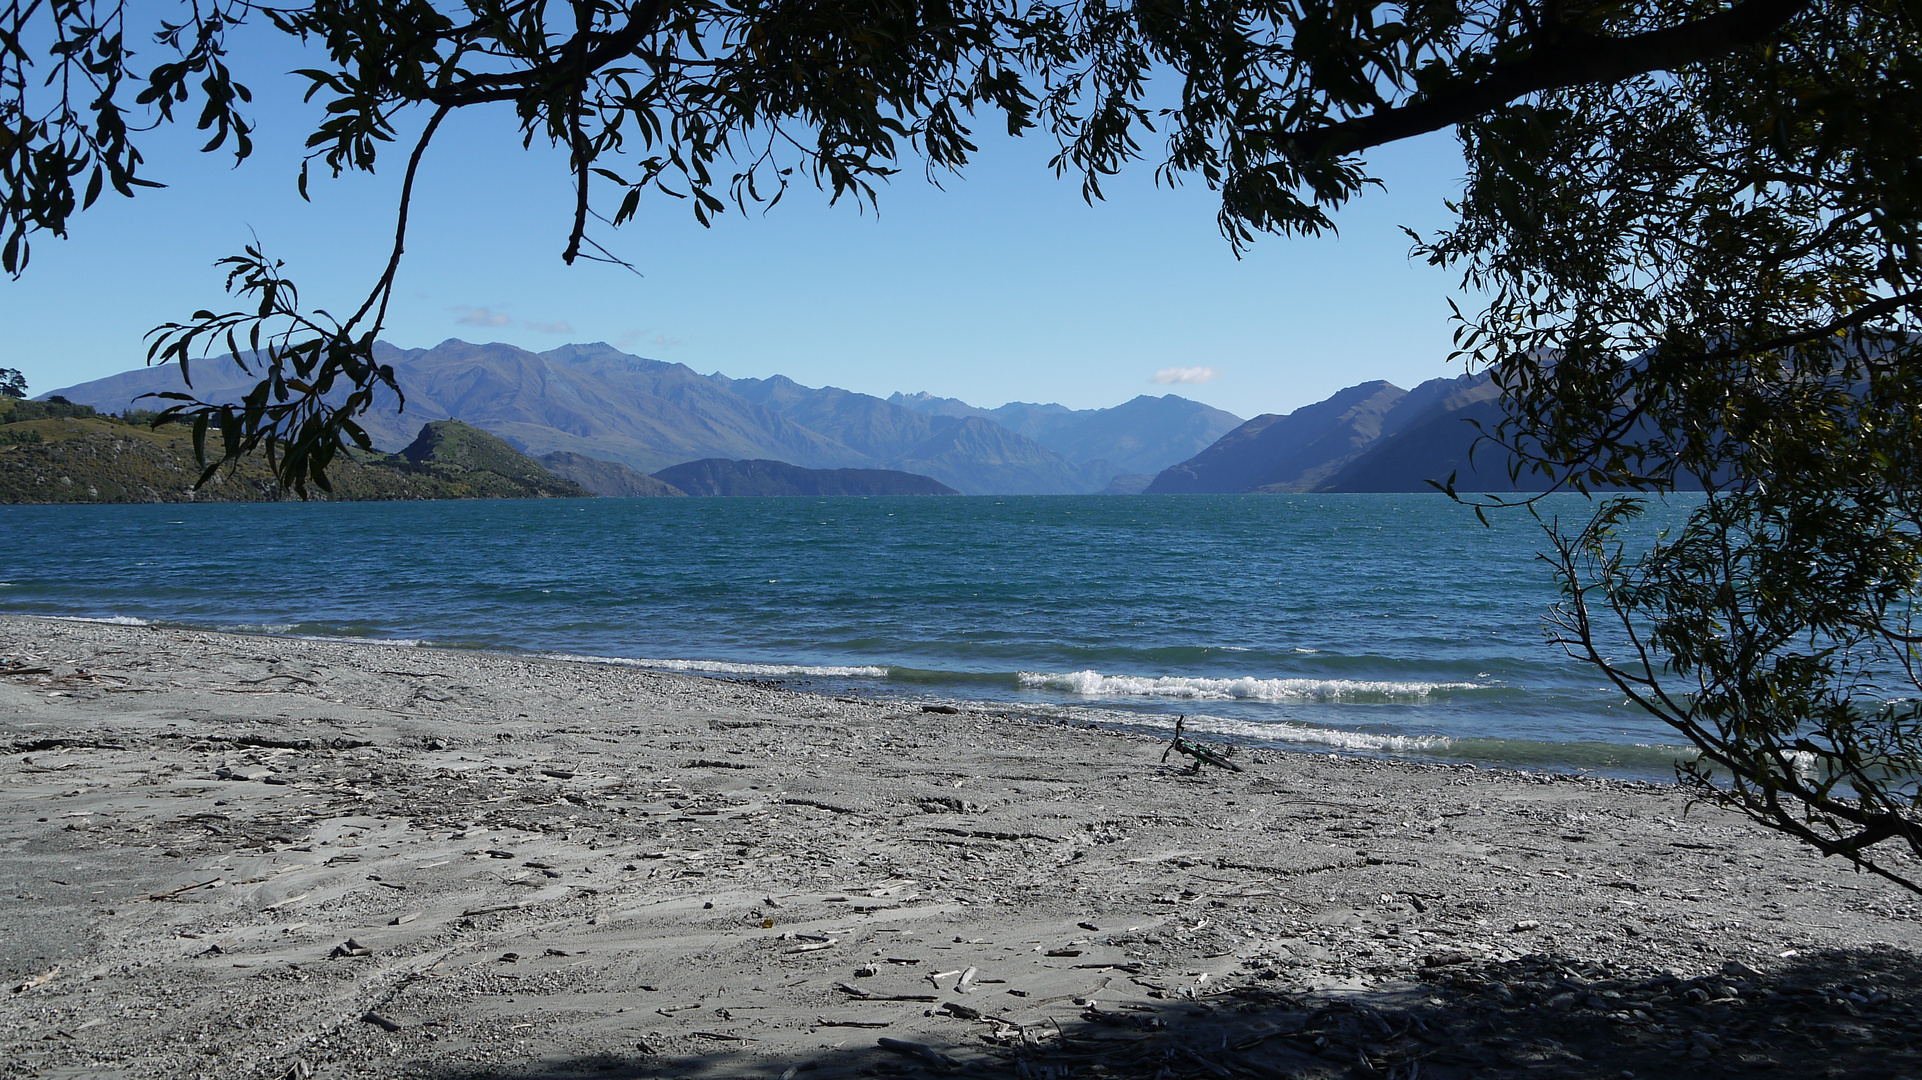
[[413, 945, 1920, 1080]]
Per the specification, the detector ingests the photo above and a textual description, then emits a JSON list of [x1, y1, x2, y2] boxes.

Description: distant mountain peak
[[541, 341, 641, 364], [994, 400, 1080, 416], [888, 390, 995, 422]]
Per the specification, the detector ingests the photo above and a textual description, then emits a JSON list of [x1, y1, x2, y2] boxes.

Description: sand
[[1, 614, 1919, 1079]]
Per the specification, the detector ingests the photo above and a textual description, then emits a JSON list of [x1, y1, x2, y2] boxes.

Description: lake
[[0, 493, 1694, 776]]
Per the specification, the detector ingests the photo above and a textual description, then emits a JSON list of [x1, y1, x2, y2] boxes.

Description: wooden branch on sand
[[1161, 716, 1243, 773]]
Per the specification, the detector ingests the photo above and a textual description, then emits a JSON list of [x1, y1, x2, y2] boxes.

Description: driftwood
[[835, 982, 936, 1002], [1160, 717, 1243, 773], [143, 877, 224, 901]]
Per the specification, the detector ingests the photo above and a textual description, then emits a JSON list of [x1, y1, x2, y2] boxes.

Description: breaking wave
[[1254, 723, 1454, 753], [1017, 669, 1480, 703], [1132, 711, 1454, 753]]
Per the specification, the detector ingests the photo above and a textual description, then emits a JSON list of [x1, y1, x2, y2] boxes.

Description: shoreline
[[9, 611, 1693, 781], [2, 613, 1919, 1078]]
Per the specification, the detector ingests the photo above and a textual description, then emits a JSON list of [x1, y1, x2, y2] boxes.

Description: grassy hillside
[[0, 405, 587, 504], [392, 421, 588, 499]]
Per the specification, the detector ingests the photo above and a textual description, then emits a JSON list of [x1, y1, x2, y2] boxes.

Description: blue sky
[[1, 27, 1476, 419]]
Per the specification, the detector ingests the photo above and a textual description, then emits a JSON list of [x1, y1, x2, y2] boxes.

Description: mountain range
[[47, 340, 1244, 496], [43, 339, 1548, 496]]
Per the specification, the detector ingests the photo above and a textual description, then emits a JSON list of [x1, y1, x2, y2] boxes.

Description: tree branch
[[1288, 0, 1817, 160], [1693, 286, 1922, 362], [562, 0, 593, 266], [345, 101, 449, 334], [427, 0, 668, 109]]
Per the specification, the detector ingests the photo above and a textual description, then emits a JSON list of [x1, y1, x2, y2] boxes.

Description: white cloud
[[454, 305, 512, 327], [1152, 366, 1221, 385]]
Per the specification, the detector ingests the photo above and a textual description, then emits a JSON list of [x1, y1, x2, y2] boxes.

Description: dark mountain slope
[[538, 452, 687, 497], [1317, 396, 1518, 492], [1377, 372, 1493, 438], [1138, 367, 1671, 495], [1146, 381, 1409, 493], [1319, 372, 1710, 492], [653, 459, 956, 496]]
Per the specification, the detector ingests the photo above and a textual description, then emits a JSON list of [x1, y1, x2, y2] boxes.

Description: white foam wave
[[543, 653, 888, 678], [1258, 722, 1452, 753], [50, 615, 153, 626], [1017, 669, 1477, 703], [1090, 711, 1454, 754], [224, 623, 299, 636]]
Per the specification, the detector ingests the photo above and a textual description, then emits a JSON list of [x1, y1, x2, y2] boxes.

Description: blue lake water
[[0, 493, 1696, 776]]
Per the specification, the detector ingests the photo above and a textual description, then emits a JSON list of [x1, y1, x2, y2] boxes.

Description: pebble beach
[[3, 614, 1920, 1079]]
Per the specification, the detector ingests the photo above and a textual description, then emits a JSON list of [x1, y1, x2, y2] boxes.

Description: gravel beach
[[2, 614, 1919, 1079]]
